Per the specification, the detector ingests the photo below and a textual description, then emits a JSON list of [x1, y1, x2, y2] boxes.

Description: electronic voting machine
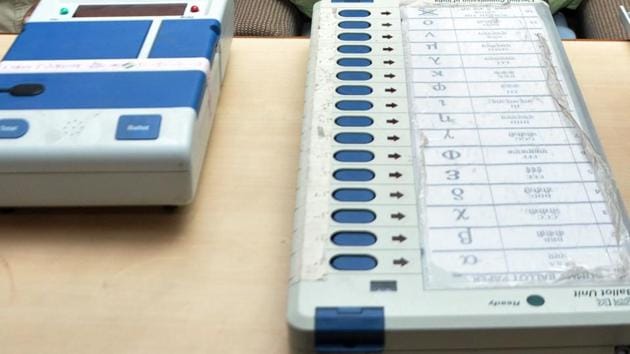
[[0, 0, 233, 206], [288, 0, 630, 353]]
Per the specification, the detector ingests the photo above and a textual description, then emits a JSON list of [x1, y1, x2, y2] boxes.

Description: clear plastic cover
[[401, 0, 630, 288]]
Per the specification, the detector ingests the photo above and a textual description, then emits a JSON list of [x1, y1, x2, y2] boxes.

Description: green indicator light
[[526, 294, 545, 307], [60, 7, 69, 15]]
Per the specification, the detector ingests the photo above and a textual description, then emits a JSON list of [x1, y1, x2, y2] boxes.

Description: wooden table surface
[[0, 37, 628, 354]]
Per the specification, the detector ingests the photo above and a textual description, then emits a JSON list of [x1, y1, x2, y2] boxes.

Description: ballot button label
[[116, 115, 161, 140], [0, 119, 29, 139]]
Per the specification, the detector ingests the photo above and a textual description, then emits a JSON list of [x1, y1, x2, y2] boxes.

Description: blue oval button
[[331, 232, 377, 246], [336, 85, 373, 95], [333, 168, 375, 181], [333, 188, 376, 202], [339, 9, 371, 17], [336, 100, 373, 111], [337, 58, 372, 67], [334, 132, 374, 144], [0, 119, 29, 139], [338, 33, 372, 41], [331, 255, 377, 270], [334, 150, 374, 162], [332, 209, 376, 223], [338, 45, 371, 54], [335, 116, 374, 127], [338, 21, 371, 29], [337, 71, 372, 81]]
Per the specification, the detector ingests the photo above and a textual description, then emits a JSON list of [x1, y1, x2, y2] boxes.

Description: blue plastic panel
[[338, 21, 371, 29], [336, 100, 373, 111], [338, 45, 372, 54], [315, 307, 384, 353], [149, 19, 221, 61], [334, 133, 374, 144], [333, 188, 376, 202], [335, 116, 374, 127], [337, 58, 372, 67], [330, 255, 378, 269], [332, 209, 376, 223], [337, 71, 373, 81], [331, 231, 377, 246], [0, 71, 206, 111], [333, 169, 375, 181], [336, 85, 373, 95], [338, 33, 372, 41], [4, 21, 151, 60], [334, 150, 374, 162], [338, 9, 371, 17]]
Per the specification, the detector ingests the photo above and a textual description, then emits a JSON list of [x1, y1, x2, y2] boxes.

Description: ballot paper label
[[402, 3, 629, 289]]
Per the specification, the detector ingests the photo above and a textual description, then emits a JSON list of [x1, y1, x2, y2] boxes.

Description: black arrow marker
[[385, 88, 396, 93], [387, 135, 400, 142], [383, 47, 394, 52], [391, 212, 405, 220], [392, 234, 407, 243], [386, 118, 399, 125], [382, 22, 392, 27], [383, 59, 394, 65], [386, 103, 398, 108], [389, 171, 402, 178], [381, 11, 392, 15], [384, 73, 396, 79], [393, 258, 409, 266], [382, 34, 393, 39], [390, 191, 404, 199]]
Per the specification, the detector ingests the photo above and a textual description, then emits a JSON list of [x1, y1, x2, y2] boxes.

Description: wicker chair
[[578, 0, 630, 39], [234, 0, 630, 39], [234, 0, 305, 36]]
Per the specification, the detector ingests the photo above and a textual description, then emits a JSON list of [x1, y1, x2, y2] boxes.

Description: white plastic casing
[[0, 0, 234, 206], [288, 1, 630, 353]]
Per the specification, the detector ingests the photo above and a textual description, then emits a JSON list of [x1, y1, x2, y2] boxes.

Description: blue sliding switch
[[337, 58, 372, 67], [338, 33, 372, 41], [336, 100, 373, 111], [333, 188, 376, 202], [335, 116, 374, 127], [333, 169, 375, 181], [338, 45, 371, 54], [334, 132, 374, 144], [338, 9, 371, 17], [334, 150, 374, 162], [332, 209, 376, 223], [338, 21, 371, 29], [336, 85, 373, 95], [337, 71, 373, 81], [331, 255, 378, 270], [331, 231, 377, 246]]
